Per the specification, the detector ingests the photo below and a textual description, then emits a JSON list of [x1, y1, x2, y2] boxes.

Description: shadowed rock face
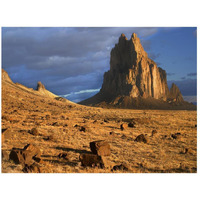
[[168, 83, 184, 103], [37, 81, 46, 91], [80, 33, 196, 110], [100, 33, 169, 101]]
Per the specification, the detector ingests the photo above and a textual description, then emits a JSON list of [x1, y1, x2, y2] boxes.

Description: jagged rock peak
[[100, 32, 169, 100], [80, 33, 195, 110], [2, 69, 13, 83], [169, 83, 184, 102], [37, 81, 46, 91], [119, 33, 128, 40]]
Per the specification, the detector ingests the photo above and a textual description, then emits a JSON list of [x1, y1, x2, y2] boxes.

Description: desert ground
[[1, 78, 197, 173]]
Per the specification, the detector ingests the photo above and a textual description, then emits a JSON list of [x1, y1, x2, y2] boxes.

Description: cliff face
[[79, 33, 196, 110], [100, 33, 169, 101], [168, 83, 184, 103]]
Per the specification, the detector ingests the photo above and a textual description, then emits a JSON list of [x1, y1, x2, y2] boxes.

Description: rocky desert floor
[[1, 80, 197, 173]]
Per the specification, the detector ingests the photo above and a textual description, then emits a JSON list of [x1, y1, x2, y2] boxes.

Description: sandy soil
[[1, 79, 197, 173]]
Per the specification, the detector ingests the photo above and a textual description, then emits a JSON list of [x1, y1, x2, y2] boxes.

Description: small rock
[[151, 129, 157, 137], [30, 128, 39, 136], [58, 153, 69, 159], [135, 134, 148, 143], [104, 119, 109, 123], [45, 115, 51, 120], [23, 163, 41, 173], [171, 132, 181, 139], [181, 148, 193, 154], [90, 140, 111, 156], [52, 122, 59, 126], [80, 126, 86, 132], [120, 123, 128, 130], [44, 135, 55, 141], [112, 164, 129, 171], [128, 122, 135, 128], [79, 153, 104, 168], [195, 124, 197, 128], [109, 131, 115, 135]]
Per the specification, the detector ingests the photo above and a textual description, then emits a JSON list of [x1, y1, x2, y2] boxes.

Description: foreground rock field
[[1, 77, 197, 173]]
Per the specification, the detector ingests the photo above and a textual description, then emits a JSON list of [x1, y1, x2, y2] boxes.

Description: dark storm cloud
[[2, 27, 159, 98], [3, 27, 195, 103], [168, 79, 197, 96], [167, 73, 175, 76], [187, 72, 197, 77]]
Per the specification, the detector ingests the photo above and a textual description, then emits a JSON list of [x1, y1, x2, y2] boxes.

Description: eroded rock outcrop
[[2, 69, 13, 83], [101, 33, 169, 101], [80, 33, 196, 110], [36, 81, 58, 98], [168, 83, 184, 103]]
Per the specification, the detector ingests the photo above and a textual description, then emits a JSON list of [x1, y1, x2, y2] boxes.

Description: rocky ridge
[[80, 33, 196, 110]]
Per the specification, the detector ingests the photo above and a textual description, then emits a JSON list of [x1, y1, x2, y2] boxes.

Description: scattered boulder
[[171, 132, 181, 139], [79, 153, 104, 168], [120, 123, 128, 130], [109, 131, 116, 136], [9, 149, 25, 164], [128, 122, 135, 128], [135, 134, 148, 143], [90, 140, 111, 156], [2, 128, 10, 143], [9, 144, 41, 166], [30, 128, 39, 136], [45, 115, 51, 120], [104, 119, 109, 123], [52, 122, 59, 126], [55, 97, 67, 102], [112, 164, 129, 171], [58, 153, 69, 159], [43, 135, 55, 141], [23, 163, 41, 173], [23, 144, 41, 158], [2, 150, 10, 160], [180, 148, 193, 154], [151, 129, 157, 137], [80, 126, 86, 132]]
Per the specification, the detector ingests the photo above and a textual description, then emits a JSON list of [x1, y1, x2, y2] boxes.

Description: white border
[[0, 1, 199, 200]]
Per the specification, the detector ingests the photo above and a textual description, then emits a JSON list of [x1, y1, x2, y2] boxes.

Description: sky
[[2, 27, 197, 103]]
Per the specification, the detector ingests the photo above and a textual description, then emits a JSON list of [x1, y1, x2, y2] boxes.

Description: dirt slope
[[1, 70, 197, 173]]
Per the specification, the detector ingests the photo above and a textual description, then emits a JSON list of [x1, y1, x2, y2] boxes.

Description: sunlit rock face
[[100, 33, 169, 100], [2, 69, 13, 83], [80, 33, 193, 109]]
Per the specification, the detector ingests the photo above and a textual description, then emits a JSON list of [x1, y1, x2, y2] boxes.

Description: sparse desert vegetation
[[1, 73, 197, 173]]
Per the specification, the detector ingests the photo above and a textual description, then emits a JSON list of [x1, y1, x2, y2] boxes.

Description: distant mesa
[[79, 33, 196, 110]]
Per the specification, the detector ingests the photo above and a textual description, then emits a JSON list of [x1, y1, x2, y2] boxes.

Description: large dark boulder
[[90, 140, 111, 156]]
